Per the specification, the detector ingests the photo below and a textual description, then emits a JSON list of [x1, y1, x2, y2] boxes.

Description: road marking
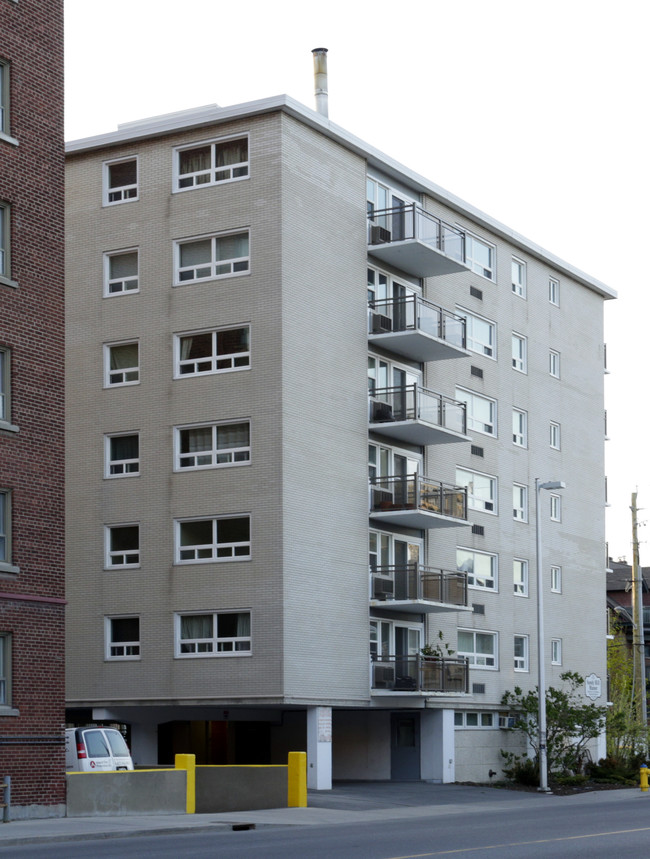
[[386, 826, 650, 857]]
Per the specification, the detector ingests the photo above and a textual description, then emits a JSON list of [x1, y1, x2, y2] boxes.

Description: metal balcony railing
[[369, 385, 467, 435], [368, 204, 466, 265], [371, 655, 469, 693], [370, 474, 468, 521], [368, 295, 466, 350], [371, 565, 468, 607]]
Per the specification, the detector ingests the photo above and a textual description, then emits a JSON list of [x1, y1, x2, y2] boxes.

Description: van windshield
[[106, 730, 130, 757], [83, 730, 110, 758]]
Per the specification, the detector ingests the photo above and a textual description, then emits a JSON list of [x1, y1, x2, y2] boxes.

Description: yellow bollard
[[175, 753, 196, 813], [640, 765, 649, 792], [287, 751, 307, 808]]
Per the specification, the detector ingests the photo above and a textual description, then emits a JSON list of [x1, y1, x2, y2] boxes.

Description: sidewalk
[[0, 782, 643, 849]]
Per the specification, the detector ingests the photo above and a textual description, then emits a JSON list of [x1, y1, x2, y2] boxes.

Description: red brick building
[[0, 0, 65, 818]]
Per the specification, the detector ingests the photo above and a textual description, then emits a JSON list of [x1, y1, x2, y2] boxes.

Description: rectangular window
[[0, 60, 9, 137], [104, 341, 139, 387], [105, 433, 140, 477], [511, 257, 526, 297], [174, 231, 249, 284], [105, 524, 140, 568], [0, 633, 11, 707], [104, 249, 139, 296], [455, 308, 496, 358], [513, 559, 528, 596], [549, 277, 559, 306], [175, 326, 250, 377], [0, 347, 10, 424], [175, 135, 249, 190], [175, 611, 251, 656], [175, 421, 250, 470], [550, 494, 562, 522], [513, 484, 528, 522], [551, 638, 562, 665], [455, 388, 496, 436], [512, 409, 527, 447], [103, 157, 138, 205], [457, 629, 497, 669], [549, 349, 560, 378], [454, 711, 495, 728], [512, 333, 527, 373], [105, 616, 140, 659], [551, 565, 562, 593], [550, 421, 561, 450], [0, 202, 10, 281], [514, 635, 529, 671], [0, 489, 10, 567], [465, 234, 495, 281], [456, 467, 497, 513], [175, 515, 250, 563], [457, 547, 497, 591]]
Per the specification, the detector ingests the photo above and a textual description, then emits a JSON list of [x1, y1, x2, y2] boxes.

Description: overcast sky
[[65, 0, 649, 563]]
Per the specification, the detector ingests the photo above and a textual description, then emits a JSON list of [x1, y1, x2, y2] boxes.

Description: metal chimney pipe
[[312, 48, 328, 117]]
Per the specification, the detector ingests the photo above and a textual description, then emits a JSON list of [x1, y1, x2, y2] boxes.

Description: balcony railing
[[370, 474, 468, 529], [370, 385, 467, 444], [368, 205, 467, 278], [369, 295, 466, 362], [371, 565, 468, 609], [371, 655, 469, 694]]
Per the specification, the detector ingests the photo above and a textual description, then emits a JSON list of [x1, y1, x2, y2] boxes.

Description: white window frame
[[105, 432, 140, 478], [551, 565, 562, 593], [513, 558, 528, 596], [454, 711, 495, 729], [549, 277, 560, 306], [457, 547, 498, 591], [103, 156, 139, 206], [173, 230, 250, 285], [455, 387, 496, 437], [512, 408, 527, 447], [105, 616, 140, 660], [175, 515, 251, 564], [174, 420, 250, 471], [513, 483, 528, 522], [511, 257, 526, 298], [0, 347, 11, 426], [0, 201, 14, 284], [0, 633, 12, 709], [455, 307, 496, 359], [105, 523, 140, 568], [550, 494, 562, 522], [465, 233, 495, 281], [457, 629, 498, 669], [104, 341, 140, 387], [0, 60, 17, 145], [551, 638, 562, 665], [549, 349, 561, 378], [514, 634, 529, 671], [103, 248, 139, 297], [174, 610, 252, 657], [0, 489, 18, 573], [456, 467, 497, 514], [549, 421, 561, 450], [512, 333, 527, 373], [174, 325, 250, 378], [173, 134, 249, 191]]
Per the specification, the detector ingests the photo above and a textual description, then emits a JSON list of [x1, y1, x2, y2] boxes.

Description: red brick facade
[[0, 0, 65, 816]]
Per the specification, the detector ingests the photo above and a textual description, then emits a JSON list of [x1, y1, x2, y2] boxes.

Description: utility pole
[[631, 492, 647, 732]]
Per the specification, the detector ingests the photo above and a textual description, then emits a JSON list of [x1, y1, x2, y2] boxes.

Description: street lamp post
[[535, 478, 565, 793]]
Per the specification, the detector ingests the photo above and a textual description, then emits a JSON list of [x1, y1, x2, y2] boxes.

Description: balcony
[[371, 655, 469, 695], [369, 385, 470, 446], [370, 474, 469, 529], [370, 566, 470, 613], [368, 205, 467, 278], [369, 295, 468, 362]]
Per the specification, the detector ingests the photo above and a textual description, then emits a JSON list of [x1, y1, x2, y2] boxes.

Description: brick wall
[[0, 0, 66, 816]]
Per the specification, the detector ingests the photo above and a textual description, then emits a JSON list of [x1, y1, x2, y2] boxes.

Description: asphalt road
[[4, 790, 650, 858]]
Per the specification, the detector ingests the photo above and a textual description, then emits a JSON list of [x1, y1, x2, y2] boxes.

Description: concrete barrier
[[195, 765, 287, 813], [66, 769, 186, 817]]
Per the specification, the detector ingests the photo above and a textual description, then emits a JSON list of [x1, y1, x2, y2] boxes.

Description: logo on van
[[90, 761, 96, 768]]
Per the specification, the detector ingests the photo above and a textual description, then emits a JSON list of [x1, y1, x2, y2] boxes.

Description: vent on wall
[[470, 366, 483, 379], [470, 286, 483, 300], [472, 683, 486, 694], [472, 603, 485, 615], [471, 445, 484, 457], [471, 524, 485, 536]]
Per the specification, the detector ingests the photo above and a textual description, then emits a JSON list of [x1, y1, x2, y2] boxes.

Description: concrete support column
[[307, 706, 332, 790], [129, 722, 158, 766], [422, 708, 455, 783]]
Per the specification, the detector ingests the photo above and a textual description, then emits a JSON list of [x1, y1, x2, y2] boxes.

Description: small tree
[[501, 672, 607, 778], [606, 621, 650, 763]]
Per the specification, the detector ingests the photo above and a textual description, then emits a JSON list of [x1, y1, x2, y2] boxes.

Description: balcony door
[[394, 540, 420, 601]]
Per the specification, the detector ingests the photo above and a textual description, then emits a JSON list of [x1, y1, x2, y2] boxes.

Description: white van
[[65, 727, 134, 772]]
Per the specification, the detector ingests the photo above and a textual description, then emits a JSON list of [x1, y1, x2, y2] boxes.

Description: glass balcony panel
[[371, 655, 469, 693]]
